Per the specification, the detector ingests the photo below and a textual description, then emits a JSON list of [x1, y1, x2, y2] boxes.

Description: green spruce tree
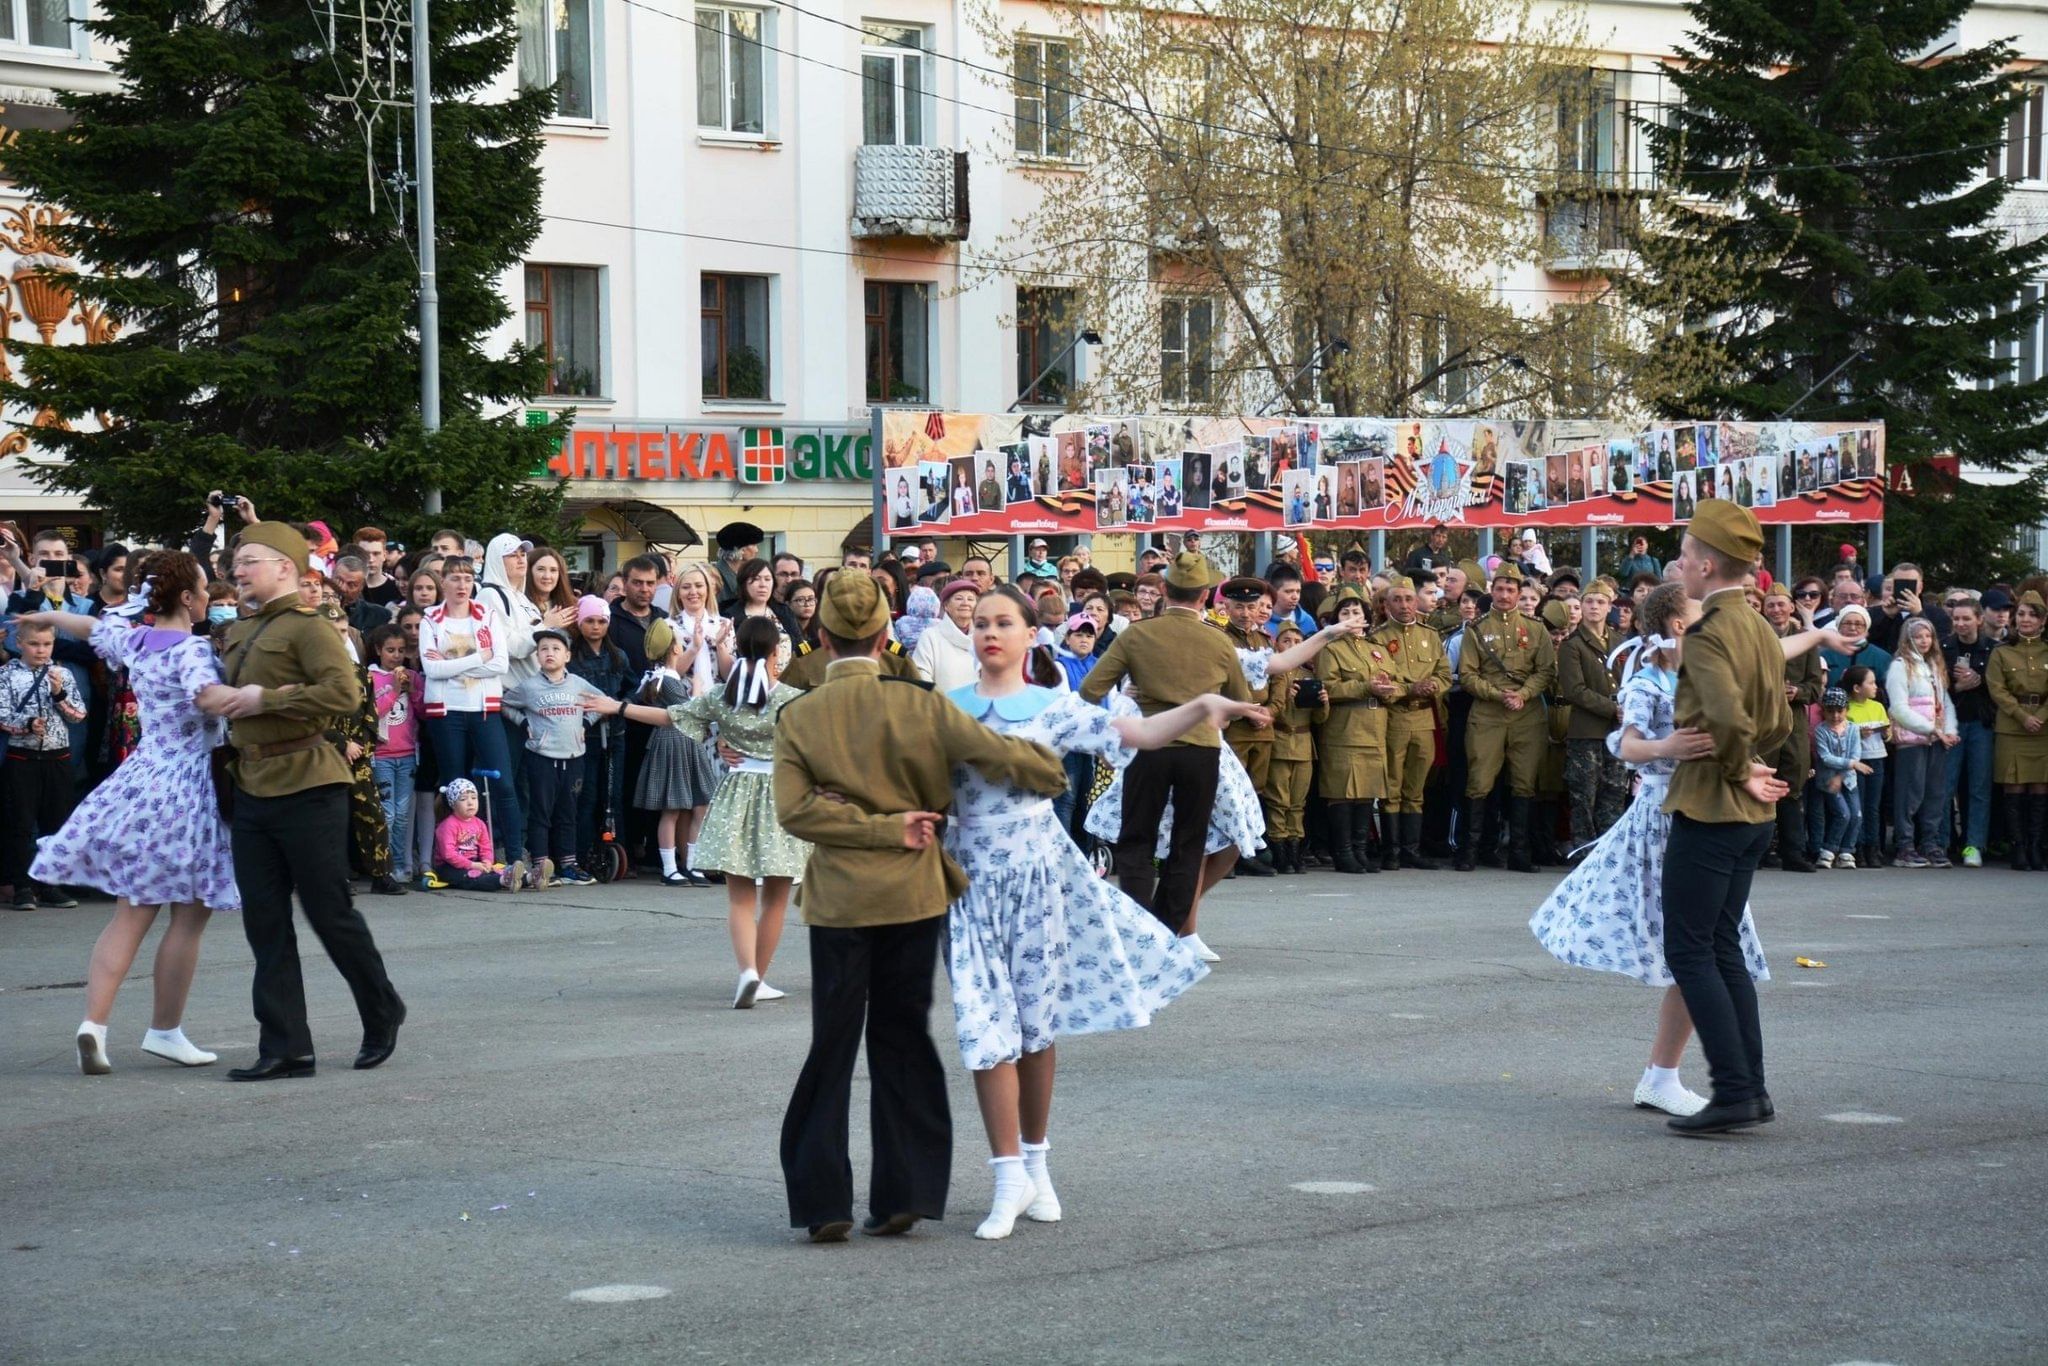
[[0, 0, 564, 544], [1632, 0, 2048, 585]]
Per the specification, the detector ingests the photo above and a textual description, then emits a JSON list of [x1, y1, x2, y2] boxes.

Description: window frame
[[1159, 296, 1215, 407], [1013, 34, 1078, 162], [517, 0, 604, 124], [1016, 286, 1076, 408], [525, 263, 606, 400], [696, 3, 773, 138], [860, 21, 931, 148], [0, 0, 81, 53], [701, 272, 774, 403], [865, 280, 932, 406], [1991, 82, 2047, 184]]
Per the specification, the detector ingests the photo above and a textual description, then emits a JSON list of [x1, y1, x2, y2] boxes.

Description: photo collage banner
[[874, 411, 1886, 538]]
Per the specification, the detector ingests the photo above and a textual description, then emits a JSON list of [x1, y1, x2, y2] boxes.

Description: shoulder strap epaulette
[[879, 673, 934, 690], [794, 640, 813, 656], [885, 638, 907, 656]]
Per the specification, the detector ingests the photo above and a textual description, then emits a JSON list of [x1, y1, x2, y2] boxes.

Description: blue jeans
[[1941, 719, 1995, 850], [1820, 783, 1861, 855], [371, 754, 418, 878], [1859, 757, 1887, 851], [1891, 743, 1948, 856], [1053, 750, 1094, 840], [426, 711, 525, 861]]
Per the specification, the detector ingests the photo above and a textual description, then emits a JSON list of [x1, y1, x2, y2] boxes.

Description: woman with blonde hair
[[1886, 616, 1959, 868]]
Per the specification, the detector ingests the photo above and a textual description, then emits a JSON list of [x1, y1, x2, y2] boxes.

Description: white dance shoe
[[1182, 933, 1221, 964], [1634, 1076, 1709, 1116], [142, 1028, 218, 1067], [734, 970, 761, 1009], [754, 983, 787, 1002], [77, 1027, 112, 1076]]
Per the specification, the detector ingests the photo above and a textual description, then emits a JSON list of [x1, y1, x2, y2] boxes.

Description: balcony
[[851, 145, 969, 240], [1538, 189, 1637, 276]]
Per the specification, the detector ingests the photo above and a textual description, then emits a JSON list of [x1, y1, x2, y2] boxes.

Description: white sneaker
[[1182, 932, 1221, 964], [141, 1028, 218, 1067], [754, 983, 787, 1002], [1633, 1076, 1708, 1116], [530, 857, 555, 890], [1835, 852, 1857, 870], [974, 1171, 1040, 1241], [501, 859, 528, 892], [1962, 846, 1983, 868], [1815, 850, 1835, 869], [734, 970, 761, 1010], [77, 1028, 112, 1076]]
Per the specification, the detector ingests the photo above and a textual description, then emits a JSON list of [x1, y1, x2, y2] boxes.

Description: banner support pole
[[1581, 528, 1597, 583], [869, 406, 885, 555], [1369, 530, 1386, 571], [1775, 525, 1792, 586], [1868, 521, 1884, 579]]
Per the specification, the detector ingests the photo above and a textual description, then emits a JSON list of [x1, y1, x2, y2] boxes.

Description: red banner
[[874, 412, 1885, 538]]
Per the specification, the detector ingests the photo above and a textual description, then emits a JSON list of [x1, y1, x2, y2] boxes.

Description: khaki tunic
[[1261, 664, 1328, 840], [1987, 635, 2048, 783], [772, 658, 1068, 927], [1372, 618, 1450, 812], [1665, 587, 1793, 825], [218, 594, 363, 797], [1459, 608, 1557, 798], [1080, 608, 1252, 747], [780, 638, 919, 691], [1314, 636, 1390, 799], [1556, 625, 1620, 741]]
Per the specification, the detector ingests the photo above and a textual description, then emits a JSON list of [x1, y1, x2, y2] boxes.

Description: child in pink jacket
[[433, 778, 523, 891]]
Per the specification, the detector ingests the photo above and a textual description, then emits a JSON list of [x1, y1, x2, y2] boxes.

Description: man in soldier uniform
[[781, 635, 920, 690], [1454, 564, 1557, 873], [774, 572, 1067, 1242], [1371, 575, 1452, 869], [1082, 552, 1253, 935], [201, 523, 405, 1081], [1218, 577, 1278, 877], [1762, 582, 1826, 872], [1558, 576, 1628, 853]]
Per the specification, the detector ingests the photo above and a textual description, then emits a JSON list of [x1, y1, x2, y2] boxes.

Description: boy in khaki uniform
[[1455, 565, 1557, 873], [1371, 575, 1451, 870], [774, 573, 1067, 1241], [1259, 621, 1329, 873]]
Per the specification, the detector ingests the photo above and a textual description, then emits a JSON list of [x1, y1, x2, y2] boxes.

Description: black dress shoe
[[807, 1219, 853, 1243], [227, 1055, 316, 1081], [1667, 1098, 1765, 1136], [371, 875, 409, 896], [356, 999, 408, 1069], [861, 1212, 920, 1237], [1757, 1091, 1776, 1122]]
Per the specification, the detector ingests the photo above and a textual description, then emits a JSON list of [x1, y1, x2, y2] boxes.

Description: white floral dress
[[1082, 646, 1271, 859], [1528, 666, 1770, 986], [943, 685, 1209, 1071]]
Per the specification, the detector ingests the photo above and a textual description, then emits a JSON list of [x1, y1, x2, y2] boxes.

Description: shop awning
[[844, 513, 875, 551], [571, 497, 702, 548]]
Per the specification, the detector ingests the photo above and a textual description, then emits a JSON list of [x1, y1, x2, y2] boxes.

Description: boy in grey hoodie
[[502, 628, 608, 886]]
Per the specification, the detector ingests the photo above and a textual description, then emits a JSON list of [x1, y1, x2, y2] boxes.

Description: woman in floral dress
[[941, 585, 1261, 1240], [25, 552, 237, 1076]]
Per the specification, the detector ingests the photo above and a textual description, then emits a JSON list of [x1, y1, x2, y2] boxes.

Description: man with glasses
[[1941, 597, 1998, 866], [771, 552, 806, 599], [201, 523, 405, 1081]]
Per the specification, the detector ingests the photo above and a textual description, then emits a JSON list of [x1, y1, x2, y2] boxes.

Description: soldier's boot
[[1400, 813, 1441, 870], [2003, 795, 2028, 870], [1506, 796, 1538, 874], [1476, 798, 1505, 869], [1330, 803, 1365, 874], [1288, 839, 1309, 874], [1453, 799, 1482, 872], [1352, 802, 1380, 874], [1378, 810, 1401, 872], [1777, 796, 1817, 872], [2029, 794, 2048, 871]]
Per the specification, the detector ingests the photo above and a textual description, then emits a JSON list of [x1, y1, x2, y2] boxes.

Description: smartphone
[[1895, 578, 1918, 597], [40, 558, 77, 578]]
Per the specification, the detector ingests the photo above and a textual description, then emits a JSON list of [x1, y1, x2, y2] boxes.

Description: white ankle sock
[[685, 842, 699, 871], [1021, 1139, 1051, 1186], [144, 1025, 190, 1048], [1021, 1138, 1062, 1222], [659, 846, 679, 876], [1646, 1065, 1681, 1088], [79, 1020, 107, 1044], [975, 1156, 1034, 1240]]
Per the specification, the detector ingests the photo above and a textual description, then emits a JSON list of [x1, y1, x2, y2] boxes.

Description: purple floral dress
[[32, 616, 240, 911]]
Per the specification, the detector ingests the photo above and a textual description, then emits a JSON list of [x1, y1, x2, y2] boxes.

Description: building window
[[0, 0, 72, 49], [862, 23, 928, 147], [1016, 287, 1076, 406], [1014, 37, 1076, 160], [697, 5, 767, 135], [1990, 283, 2046, 388], [1556, 69, 1623, 188], [517, 0, 597, 120], [525, 264, 603, 397], [1992, 83, 2046, 183], [866, 282, 930, 404], [702, 273, 771, 401], [1160, 297, 1214, 406]]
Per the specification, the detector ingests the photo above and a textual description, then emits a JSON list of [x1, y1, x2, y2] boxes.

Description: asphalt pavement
[[2, 860, 2043, 1364]]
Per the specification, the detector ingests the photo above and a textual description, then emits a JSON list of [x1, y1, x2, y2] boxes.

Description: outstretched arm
[[1110, 694, 1265, 750]]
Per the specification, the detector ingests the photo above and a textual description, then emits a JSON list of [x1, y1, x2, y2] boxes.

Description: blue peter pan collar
[[947, 683, 1060, 721]]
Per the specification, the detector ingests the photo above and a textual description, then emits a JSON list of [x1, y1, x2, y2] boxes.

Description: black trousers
[[3, 748, 74, 886], [1113, 744, 1220, 936], [1662, 814, 1772, 1105], [523, 751, 583, 865], [781, 917, 951, 1228], [234, 784, 403, 1059]]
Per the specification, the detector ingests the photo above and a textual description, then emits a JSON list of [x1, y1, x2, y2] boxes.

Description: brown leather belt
[[2019, 693, 2047, 707], [1329, 698, 1382, 709], [236, 732, 329, 761], [1392, 697, 1435, 710]]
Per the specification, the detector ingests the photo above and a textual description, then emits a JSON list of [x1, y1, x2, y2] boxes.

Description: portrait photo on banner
[[949, 454, 979, 517], [1156, 457, 1184, 517], [1183, 449, 1213, 511], [920, 460, 950, 524], [1673, 469, 1697, 521], [1281, 469, 1315, 529], [1128, 465, 1156, 525], [1095, 466, 1130, 528], [887, 467, 919, 532]]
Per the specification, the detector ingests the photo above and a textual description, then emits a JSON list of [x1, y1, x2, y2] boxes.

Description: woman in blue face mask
[[203, 586, 241, 638]]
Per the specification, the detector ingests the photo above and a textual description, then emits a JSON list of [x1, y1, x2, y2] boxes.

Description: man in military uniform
[[1371, 575, 1452, 869], [200, 523, 405, 1080], [1218, 576, 1278, 877], [1427, 561, 1479, 634], [774, 573, 1067, 1242], [1455, 564, 1556, 873], [1762, 583, 1826, 872], [1082, 552, 1253, 934], [1558, 576, 1628, 853], [781, 635, 920, 690], [1663, 500, 1793, 1135]]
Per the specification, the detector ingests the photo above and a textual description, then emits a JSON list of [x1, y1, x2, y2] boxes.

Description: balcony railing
[[851, 145, 970, 240], [1538, 189, 1638, 275]]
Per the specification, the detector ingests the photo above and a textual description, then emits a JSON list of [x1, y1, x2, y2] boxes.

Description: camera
[[1292, 677, 1326, 708], [209, 493, 244, 509]]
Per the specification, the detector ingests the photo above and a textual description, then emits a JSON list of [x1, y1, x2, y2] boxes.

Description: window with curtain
[[525, 264, 604, 397], [702, 274, 772, 400], [861, 23, 928, 146], [1013, 37, 1076, 159], [697, 6, 767, 134], [1160, 297, 1214, 406], [866, 282, 930, 404], [515, 0, 597, 120]]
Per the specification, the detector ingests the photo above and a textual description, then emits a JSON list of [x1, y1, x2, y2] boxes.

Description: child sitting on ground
[[433, 777, 522, 891]]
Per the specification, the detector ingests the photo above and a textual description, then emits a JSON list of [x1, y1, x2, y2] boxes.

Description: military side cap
[[1456, 559, 1486, 583], [715, 521, 765, 552], [1320, 586, 1368, 620], [237, 522, 310, 575], [1689, 498, 1764, 565], [1765, 581, 1793, 601], [1548, 566, 1582, 588], [1220, 576, 1269, 602], [1104, 571, 1138, 592], [644, 618, 676, 663], [1540, 599, 1573, 632], [2019, 588, 2046, 613], [820, 570, 891, 638], [1165, 551, 1217, 591], [1386, 575, 1416, 593], [1587, 576, 1619, 599], [1490, 563, 1524, 585]]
